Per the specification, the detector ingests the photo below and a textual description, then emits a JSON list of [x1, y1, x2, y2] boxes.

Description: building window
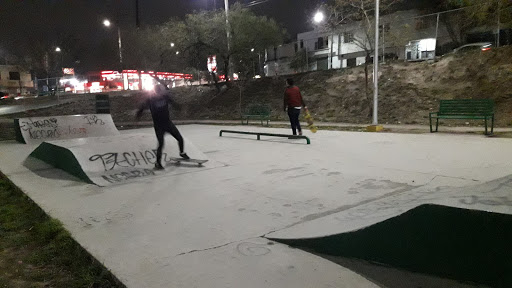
[[344, 33, 354, 43], [347, 58, 357, 67], [317, 37, 324, 49], [315, 37, 329, 50], [300, 40, 304, 49], [9, 72, 20, 81]]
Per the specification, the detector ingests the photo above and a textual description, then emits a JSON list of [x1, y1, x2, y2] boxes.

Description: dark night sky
[[121, 0, 322, 36], [0, 0, 324, 71], [1, 0, 426, 72]]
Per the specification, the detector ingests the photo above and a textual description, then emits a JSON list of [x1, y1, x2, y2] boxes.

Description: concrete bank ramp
[[15, 114, 120, 144], [267, 176, 512, 287], [28, 133, 220, 186]]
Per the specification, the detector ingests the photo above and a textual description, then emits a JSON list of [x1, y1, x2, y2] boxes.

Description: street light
[[170, 42, 175, 47], [176, 51, 180, 55], [103, 19, 123, 66], [250, 48, 255, 52], [373, 0, 380, 127], [314, 11, 324, 23], [366, 0, 382, 132], [55, 47, 62, 52]]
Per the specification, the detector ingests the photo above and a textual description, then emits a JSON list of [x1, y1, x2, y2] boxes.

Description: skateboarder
[[136, 84, 189, 170], [283, 78, 307, 135]]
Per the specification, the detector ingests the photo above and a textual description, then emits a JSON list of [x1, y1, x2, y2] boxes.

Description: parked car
[[0, 91, 11, 100], [453, 42, 492, 53]]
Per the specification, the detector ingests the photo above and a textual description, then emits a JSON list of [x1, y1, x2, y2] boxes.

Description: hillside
[[2, 46, 512, 128]]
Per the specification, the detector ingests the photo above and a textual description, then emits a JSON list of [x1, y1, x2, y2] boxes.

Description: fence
[[35, 77, 63, 96], [264, 5, 512, 76]]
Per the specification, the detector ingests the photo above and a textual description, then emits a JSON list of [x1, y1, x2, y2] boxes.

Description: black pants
[[287, 108, 302, 135], [155, 121, 184, 165]]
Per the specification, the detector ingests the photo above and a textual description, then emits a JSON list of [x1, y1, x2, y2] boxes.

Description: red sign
[[62, 68, 75, 75]]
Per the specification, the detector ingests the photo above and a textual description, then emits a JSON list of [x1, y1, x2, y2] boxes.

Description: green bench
[[241, 104, 271, 126], [430, 99, 495, 135]]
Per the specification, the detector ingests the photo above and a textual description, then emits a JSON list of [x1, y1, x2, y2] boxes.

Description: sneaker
[[298, 131, 303, 136], [180, 152, 190, 160], [154, 163, 165, 170]]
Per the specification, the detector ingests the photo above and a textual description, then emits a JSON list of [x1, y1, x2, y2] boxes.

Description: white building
[[264, 10, 453, 76], [0, 65, 34, 95]]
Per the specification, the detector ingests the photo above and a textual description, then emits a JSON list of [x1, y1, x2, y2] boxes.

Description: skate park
[[0, 115, 511, 288]]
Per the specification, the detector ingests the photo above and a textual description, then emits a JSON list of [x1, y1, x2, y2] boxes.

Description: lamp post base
[[366, 125, 384, 132]]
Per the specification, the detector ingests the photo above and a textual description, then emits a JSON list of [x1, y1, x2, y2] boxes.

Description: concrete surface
[[29, 133, 222, 186], [1, 125, 511, 287], [118, 120, 512, 133]]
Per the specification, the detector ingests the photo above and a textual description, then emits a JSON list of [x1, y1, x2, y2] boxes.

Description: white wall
[[263, 9, 455, 76], [0, 65, 33, 94]]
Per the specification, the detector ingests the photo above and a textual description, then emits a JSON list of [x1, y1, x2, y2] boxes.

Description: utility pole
[[382, 24, 385, 63], [135, 0, 142, 90], [136, 0, 140, 28], [118, 27, 123, 65], [224, 0, 231, 80], [497, 0, 501, 47], [435, 12, 440, 55]]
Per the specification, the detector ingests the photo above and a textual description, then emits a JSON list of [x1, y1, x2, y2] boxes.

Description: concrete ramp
[[29, 133, 220, 186], [15, 114, 120, 144], [267, 176, 512, 287]]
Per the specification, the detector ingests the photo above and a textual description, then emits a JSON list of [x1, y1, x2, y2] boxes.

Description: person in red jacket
[[283, 78, 307, 135]]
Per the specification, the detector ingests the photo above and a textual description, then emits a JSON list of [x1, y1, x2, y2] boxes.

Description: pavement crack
[[174, 236, 255, 257]]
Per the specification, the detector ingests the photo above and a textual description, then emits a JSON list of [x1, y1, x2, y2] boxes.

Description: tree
[[171, 3, 285, 81], [122, 5, 284, 83], [319, 0, 401, 113], [289, 49, 310, 72], [426, 0, 512, 46]]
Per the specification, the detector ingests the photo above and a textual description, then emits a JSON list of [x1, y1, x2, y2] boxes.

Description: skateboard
[[168, 157, 208, 166], [304, 109, 318, 133]]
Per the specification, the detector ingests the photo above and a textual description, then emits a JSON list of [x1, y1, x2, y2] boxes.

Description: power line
[[244, 0, 272, 8]]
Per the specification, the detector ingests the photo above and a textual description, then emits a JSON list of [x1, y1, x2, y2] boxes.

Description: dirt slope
[[2, 46, 511, 127]]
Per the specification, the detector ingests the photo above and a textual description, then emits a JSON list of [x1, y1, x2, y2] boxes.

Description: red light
[[481, 48, 491, 51]]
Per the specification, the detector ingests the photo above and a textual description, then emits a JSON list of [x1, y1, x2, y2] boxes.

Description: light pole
[[370, 0, 381, 130], [54, 47, 63, 99], [55, 47, 63, 74], [103, 19, 123, 66], [311, 11, 325, 72]]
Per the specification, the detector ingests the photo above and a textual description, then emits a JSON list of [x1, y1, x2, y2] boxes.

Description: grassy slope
[[0, 174, 123, 288]]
